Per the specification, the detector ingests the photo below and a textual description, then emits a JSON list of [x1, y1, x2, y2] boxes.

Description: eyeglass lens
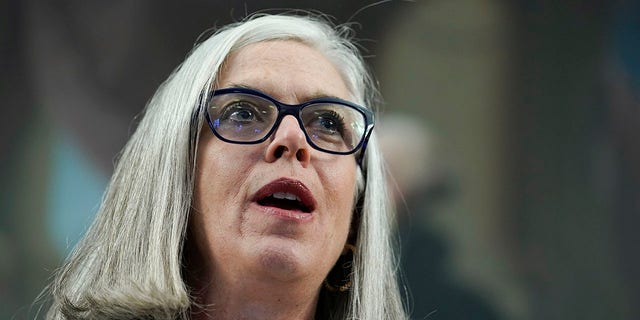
[[207, 92, 366, 153]]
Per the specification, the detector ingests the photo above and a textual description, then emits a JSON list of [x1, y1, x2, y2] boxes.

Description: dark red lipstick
[[252, 178, 317, 219]]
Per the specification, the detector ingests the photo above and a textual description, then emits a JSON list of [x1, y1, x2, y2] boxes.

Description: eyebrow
[[225, 83, 344, 101]]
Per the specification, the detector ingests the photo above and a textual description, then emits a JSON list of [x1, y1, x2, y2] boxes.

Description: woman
[[45, 13, 406, 320]]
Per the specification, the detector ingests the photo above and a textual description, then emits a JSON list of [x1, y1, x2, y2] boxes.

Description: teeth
[[272, 192, 301, 202]]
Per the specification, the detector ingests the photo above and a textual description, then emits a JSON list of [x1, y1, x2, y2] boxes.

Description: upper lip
[[252, 178, 317, 213]]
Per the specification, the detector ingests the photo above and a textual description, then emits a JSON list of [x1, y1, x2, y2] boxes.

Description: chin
[[253, 238, 310, 281]]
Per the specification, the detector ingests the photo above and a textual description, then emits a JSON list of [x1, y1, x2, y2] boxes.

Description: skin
[[189, 40, 358, 320]]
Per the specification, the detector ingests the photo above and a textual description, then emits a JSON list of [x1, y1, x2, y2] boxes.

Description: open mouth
[[257, 192, 311, 213], [253, 178, 317, 214]]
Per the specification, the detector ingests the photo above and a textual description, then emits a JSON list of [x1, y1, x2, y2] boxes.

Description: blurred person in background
[[379, 114, 501, 320]]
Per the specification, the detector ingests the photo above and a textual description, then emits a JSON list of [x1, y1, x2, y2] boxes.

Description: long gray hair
[[44, 13, 406, 320]]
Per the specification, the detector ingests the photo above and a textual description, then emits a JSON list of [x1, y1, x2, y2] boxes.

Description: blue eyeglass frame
[[201, 87, 375, 165]]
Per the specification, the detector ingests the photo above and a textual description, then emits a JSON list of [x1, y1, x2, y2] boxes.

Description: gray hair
[[44, 13, 406, 320]]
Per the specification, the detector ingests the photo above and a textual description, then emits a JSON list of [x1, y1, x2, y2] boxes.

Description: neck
[[190, 271, 320, 320]]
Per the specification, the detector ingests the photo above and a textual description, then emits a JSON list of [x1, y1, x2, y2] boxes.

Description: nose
[[265, 115, 311, 166]]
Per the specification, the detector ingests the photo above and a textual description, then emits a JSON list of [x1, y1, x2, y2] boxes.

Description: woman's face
[[191, 40, 358, 288]]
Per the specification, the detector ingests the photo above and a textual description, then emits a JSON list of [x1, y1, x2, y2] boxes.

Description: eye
[[229, 107, 253, 122], [318, 116, 339, 133], [316, 110, 344, 134], [221, 102, 263, 123], [309, 110, 345, 136]]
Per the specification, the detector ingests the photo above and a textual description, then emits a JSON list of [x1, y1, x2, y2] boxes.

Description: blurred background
[[2, 0, 638, 319]]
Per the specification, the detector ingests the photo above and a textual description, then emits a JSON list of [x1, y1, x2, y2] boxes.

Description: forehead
[[217, 40, 352, 103]]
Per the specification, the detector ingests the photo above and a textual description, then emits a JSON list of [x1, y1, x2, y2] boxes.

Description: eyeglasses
[[202, 87, 374, 163]]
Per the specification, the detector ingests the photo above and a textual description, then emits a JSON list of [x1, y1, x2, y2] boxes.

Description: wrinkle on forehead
[[216, 40, 353, 104]]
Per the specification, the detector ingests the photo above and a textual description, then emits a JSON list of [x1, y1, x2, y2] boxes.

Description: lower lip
[[251, 203, 313, 223]]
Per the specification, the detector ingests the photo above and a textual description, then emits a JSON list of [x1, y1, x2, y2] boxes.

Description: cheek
[[194, 149, 231, 213], [192, 138, 251, 234], [321, 159, 358, 230], [194, 136, 257, 210], [190, 140, 258, 259], [332, 160, 358, 200]]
